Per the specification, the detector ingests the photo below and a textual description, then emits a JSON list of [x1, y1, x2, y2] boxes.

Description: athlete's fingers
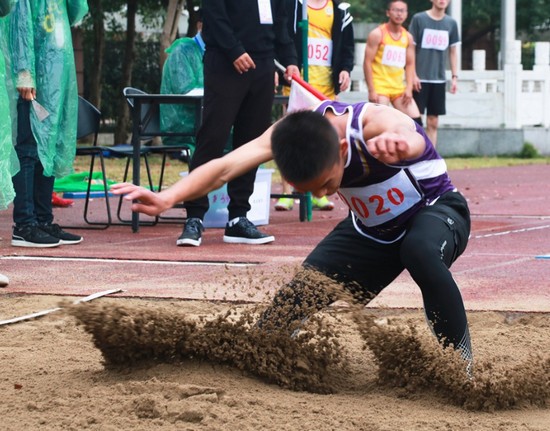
[[367, 133, 410, 163], [129, 202, 161, 216], [110, 182, 140, 195]]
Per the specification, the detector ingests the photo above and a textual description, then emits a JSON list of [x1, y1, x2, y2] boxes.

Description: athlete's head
[[386, 1, 408, 24], [431, 0, 450, 11], [271, 110, 345, 197]]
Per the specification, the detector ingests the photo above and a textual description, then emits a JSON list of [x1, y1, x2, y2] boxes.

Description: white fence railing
[[344, 40, 550, 130]]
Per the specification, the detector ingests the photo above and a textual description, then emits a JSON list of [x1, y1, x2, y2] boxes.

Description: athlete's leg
[[399, 192, 473, 365], [376, 95, 391, 106], [425, 83, 446, 147], [259, 216, 404, 332], [426, 115, 439, 145], [391, 94, 421, 119]]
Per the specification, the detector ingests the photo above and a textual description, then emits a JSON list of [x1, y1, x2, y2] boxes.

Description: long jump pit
[[0, 165, 548, 430]]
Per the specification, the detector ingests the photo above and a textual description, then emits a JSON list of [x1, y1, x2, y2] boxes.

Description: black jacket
[[287, 0, 355, 94], [202, 0, 298, 67]]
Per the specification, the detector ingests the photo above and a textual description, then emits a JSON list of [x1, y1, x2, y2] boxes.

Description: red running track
[[1, 165, 549, 312]]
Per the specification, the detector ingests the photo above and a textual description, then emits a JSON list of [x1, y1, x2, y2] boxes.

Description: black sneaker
[[39, 223, 83, 245], [177, 217, 204, 247], [223, 217, 275, 244], [12, 225, 61, 248]]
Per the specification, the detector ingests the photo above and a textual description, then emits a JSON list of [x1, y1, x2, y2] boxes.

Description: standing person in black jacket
[[177, 0, 299, 247], [275, 0, 355, 212]]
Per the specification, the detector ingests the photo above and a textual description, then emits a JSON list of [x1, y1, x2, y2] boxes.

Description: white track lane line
[[0, 256, 256, 267]]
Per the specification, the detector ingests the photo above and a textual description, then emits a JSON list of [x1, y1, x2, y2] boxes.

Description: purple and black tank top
[[315, 100, 455, 243]]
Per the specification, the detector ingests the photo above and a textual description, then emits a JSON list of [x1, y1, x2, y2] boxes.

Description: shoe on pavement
[[0, 273, 9, 288], [311, 196, 334, 211], [274, 197, 294, 211], [12, 225, 61, 248], [223, 217, 274, 244], [177, 217, 204, 247], [39, 223, 83, 245]]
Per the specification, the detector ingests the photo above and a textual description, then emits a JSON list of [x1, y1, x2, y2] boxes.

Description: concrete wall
[[437, 128, 524, 156]]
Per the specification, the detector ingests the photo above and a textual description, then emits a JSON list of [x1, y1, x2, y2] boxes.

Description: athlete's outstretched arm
[[111, 127, 275, 216]]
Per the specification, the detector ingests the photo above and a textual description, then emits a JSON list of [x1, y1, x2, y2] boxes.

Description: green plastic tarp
[[0, 0, 19, 210], [6, 0, 88, 179], [54, 171, 116, 193], [160, 36, 204, 151]]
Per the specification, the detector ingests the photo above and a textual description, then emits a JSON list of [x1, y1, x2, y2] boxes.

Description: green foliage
[[82, 32, 161, 123], [518, 142, 540, 159]]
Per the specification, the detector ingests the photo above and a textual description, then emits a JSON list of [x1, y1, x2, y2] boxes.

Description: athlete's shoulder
[[411, 11, 428, 21]]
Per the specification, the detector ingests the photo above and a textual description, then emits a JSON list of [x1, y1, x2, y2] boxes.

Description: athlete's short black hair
[[387, 0, 407, 10], [271, 110, 340, 184]]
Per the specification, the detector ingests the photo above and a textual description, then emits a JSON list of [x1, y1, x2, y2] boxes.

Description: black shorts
[[413, 82, 446, 116], [304, 191, 470, 297]]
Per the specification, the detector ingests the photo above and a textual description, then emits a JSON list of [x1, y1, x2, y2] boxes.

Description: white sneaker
[[0, 273, 9, 288]]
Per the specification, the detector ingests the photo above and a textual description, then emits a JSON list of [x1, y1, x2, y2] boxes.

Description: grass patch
[[445, 156, 549, 170]]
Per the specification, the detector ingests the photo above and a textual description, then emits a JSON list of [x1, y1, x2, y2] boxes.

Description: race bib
[[257, 0, 273, 24], [381, 45, 406, 68], [308, 38, 333, 66], [338, 170, 422, 227], [421, 28, 449, 51]]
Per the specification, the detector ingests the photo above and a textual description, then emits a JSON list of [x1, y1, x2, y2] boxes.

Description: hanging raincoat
[[160, 33, 205, 149], [0, 0, 19, 210], [8, 0, 88, 178]]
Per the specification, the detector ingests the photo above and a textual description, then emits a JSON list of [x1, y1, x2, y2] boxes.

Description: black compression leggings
[[260, 192, 473, 362]]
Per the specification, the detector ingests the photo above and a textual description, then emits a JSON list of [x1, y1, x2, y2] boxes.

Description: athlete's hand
[[110, 183, 172, 216], [413, 75, 422, 92], [368, 90, 380, 104], [338, 70, 350, 92], [402, 88, 413, 105], [367, 132, 411, 164], [233, 53, 256, 74], [450, 77, 458, 94]]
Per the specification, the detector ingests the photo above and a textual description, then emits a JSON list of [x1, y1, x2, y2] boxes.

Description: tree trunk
[[114, 0, 137, 145], [159, 0, 184, 71], [88, 0, 104, 109]]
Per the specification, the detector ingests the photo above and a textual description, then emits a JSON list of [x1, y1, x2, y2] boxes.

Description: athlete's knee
[[400, 234, 436, 269], [427, 115, 439, 129]]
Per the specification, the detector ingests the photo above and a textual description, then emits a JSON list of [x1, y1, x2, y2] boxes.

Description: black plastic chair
[[123, 87, 195, 189], [106, 88, 161, 224], [119, 86, 199, 224], [61, 97, 112, 229]]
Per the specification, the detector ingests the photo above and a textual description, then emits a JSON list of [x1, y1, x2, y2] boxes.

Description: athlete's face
[[431, 0, 450, 11], [387, 1, 408, 25], [290, 140, 348, 198]]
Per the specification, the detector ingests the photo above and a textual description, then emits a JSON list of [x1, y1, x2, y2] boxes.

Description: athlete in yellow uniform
[[276, 0, 355, 211], [363, 1, 421, 123], [306, 0, 337, 99]]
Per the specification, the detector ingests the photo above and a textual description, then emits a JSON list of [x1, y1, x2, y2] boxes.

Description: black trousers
[[262, 191, 473, 362], [185, 51, 275, 220]]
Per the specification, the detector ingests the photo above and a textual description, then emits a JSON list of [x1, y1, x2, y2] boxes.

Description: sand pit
[[1, 292, 549, 430]]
